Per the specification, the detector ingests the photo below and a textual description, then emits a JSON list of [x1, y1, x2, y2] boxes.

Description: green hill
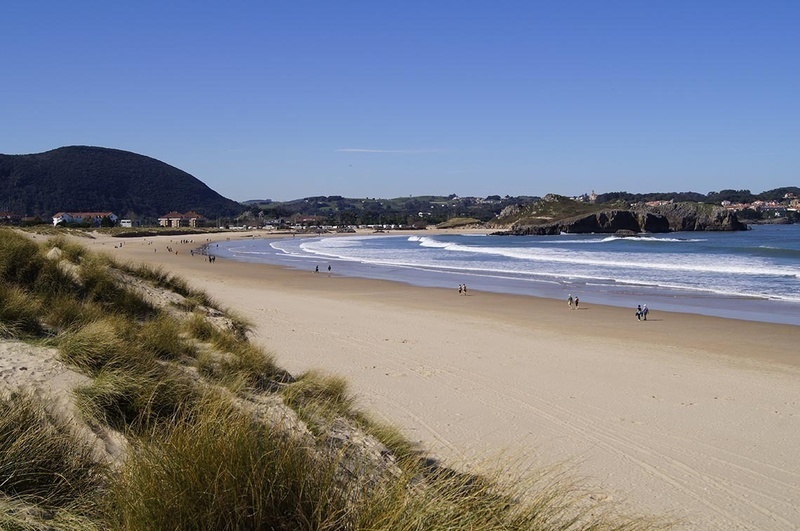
[[0, 146, 243, 220]]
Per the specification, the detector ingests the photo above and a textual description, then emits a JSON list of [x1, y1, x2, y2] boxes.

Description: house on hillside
[[158, 211, 206, 228], [0, 211, 22, 225], [52, 211, 118, 227]]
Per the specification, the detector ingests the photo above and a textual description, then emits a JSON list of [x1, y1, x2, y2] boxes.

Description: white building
[[52, 211, 118, 227]]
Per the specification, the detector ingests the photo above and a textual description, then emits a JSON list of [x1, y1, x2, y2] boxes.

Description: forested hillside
[[0, 146, 243, 220]]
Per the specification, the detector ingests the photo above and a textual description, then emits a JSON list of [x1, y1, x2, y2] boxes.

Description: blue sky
[[2, 1, 798, 201]]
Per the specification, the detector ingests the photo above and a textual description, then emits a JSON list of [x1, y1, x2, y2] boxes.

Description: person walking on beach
[[636, 304, 642, 320], [315, 265, 319, 273], [567, 294, 573, 309], [458, 284, 463, 295], [463, 284, 467, 296], [642, 304, 649, 321], [574, 297, 580, 309]]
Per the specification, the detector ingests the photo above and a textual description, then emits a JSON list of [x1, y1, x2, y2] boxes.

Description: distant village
[[639, 194, 799, 221], [0, 210, 210, 229], [0, 191, 798, 229]]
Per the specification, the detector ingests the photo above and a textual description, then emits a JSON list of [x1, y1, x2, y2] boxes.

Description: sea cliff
[[495, 202, 747, 235]]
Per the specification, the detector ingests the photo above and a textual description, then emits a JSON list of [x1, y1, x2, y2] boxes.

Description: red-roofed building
[[158, 211, 206, 228], [0, 211, 22, 225]]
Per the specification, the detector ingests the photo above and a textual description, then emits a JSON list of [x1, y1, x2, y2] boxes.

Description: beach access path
[[91, 230, 800, 530]]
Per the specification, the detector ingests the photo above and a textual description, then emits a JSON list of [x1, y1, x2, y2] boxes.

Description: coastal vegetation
[[0, 228, 668, 530]]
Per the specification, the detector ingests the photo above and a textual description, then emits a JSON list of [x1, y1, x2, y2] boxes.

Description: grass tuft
[[0, 392, 103, 509], [78, 257, 155, 318], [103, 393, 350, 530], [0, 230, 43, 285], [43, 235, 88, 263], [121, 262, 217, 308], [137, 314, 197, 360], [74, 367, 201, 432], [58, 318, 135, 375], [0, 284, 42, 338], [281, 370, 356, 434]]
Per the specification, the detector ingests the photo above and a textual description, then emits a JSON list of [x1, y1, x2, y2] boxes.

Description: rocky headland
[[494, 201, 747, 236]]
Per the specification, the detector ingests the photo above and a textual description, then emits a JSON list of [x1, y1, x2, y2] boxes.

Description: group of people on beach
[[568, 293, 651, 321], [567, 294, 579, 309], [458, 284, 468, 295]]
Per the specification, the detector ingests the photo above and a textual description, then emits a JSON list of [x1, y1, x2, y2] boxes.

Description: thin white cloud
[[336, 148, 441, 154]]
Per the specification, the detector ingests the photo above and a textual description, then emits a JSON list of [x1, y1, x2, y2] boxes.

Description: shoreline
[[82, 230, 800, 529], [212, 229, 800, 327]]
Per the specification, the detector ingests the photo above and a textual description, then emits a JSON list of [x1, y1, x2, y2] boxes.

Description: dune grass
[[281, 369, 355, 432], [0, 284, 42, 338], [78, 257, 155, 318], [353, 462, 659, 531], [0, 230, 43, 286], [58, 317, 136, 375], [103, 393, 351, 531], [120, 262, 217, 309], [74, 365, 201, 433], [137, 313, 198, 361], [0, 392, 102, 510], [45, 235, 88, 263], [103, 390, 663, 531]]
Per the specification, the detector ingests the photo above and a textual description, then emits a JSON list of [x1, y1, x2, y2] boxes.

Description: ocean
[[215, 224, 800, 326]]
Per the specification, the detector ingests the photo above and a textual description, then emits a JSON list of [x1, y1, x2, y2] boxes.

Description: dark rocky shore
[[494, 202, 747, 235]]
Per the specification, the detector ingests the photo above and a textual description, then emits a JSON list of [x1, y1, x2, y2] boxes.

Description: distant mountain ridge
[[0, 146, 243, 219]]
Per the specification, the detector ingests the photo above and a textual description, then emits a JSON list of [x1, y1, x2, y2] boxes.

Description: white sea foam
[[540, 235, 707, 244], [219, 228, 800, 315]]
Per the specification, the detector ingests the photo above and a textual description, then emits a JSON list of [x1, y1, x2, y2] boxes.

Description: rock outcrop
[[496, 202, 747, 235], [641, 202, 748, 231]]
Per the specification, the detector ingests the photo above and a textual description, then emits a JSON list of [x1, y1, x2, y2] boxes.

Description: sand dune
[[94, 230, 800, 529]]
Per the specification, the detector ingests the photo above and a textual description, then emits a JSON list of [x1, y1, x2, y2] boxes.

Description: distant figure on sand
[[567, 294, 573, 309], [463, 284, 467, 295], [327, 265, 331, 275], [575, 297, 579, 309], [636, 305, 642, 320], [315, 265, 319, 273], [458, 284, 463, 295], [642, 304, 649, 321]]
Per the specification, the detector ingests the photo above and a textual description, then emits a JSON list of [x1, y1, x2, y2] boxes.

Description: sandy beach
[[91, 230, 800, 529]]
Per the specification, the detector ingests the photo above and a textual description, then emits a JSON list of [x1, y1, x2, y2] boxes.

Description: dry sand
[[92, 230, 800, 529]]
